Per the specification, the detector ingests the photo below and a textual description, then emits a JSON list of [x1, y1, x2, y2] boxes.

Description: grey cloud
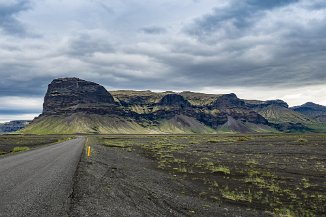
[[248, 0, 298, 9], [0, 0, 325, 99], [0, 0, 31, 36], [0, 109, 41, 115], [185, 0, 299, 41], [165, 0, 326, 88], [67, 34, 115, 57], [140, 26, 166, 34], [92, 0, 115, 14]]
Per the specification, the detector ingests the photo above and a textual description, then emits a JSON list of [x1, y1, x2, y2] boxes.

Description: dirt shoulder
[[69, 141, 268, 217]]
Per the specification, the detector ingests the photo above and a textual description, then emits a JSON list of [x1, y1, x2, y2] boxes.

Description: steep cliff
[[43, 78, 118, 115]]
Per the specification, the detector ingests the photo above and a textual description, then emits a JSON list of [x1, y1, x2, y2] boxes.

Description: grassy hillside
[[20, 114, 152, 134], [21, 114, 219, 134], [21, 113, 279, 135], [158, 115, 216, 134], [306, 123, 326, 133], [256, 105, 312, 124], [217, 116, 278, 133]]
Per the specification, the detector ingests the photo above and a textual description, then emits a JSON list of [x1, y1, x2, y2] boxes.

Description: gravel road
[[0, 137, 84, 217]]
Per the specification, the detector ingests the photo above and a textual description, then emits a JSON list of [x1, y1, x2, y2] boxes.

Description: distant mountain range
[[0, 120, 31, 133], [292, 102, 326, 122], [20, 77, 326, 134]]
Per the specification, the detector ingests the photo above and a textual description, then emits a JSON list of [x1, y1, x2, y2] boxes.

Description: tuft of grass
[[221, 188, 252, 203], [245, 177, 266, 186], [274, 208, 296, 217], [173, 167, 187, 173], [302, 178, 311, 189], [246, 159, 258, 166], [12, 146, 30, 153], [207, 164, 231, 175], [297, 138, 308, 143]]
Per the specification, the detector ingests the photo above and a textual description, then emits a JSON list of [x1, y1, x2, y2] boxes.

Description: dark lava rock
[[211, 93, 246, 109], [158, 94, 191, 107], [43, 78, 117, 115]]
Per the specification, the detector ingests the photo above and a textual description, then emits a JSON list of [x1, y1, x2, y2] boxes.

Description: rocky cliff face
[[24, 77, 322, 134], [158, 94, 191, 107], [39, 78, 272, 131], [43, 78, 117, 115], [211, 93, 246, 109]]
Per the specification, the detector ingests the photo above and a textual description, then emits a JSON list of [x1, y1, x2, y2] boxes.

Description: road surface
[[0, 137, 85, 217]]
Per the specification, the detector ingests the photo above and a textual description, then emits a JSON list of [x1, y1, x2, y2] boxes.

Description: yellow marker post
[[87, 146, 91, 157]]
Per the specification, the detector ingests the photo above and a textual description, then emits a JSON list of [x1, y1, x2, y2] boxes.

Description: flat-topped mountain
[[21, 77, 325, 134], [43, 77, 117, 115], [246, 99, 289, 109], [211, 93, 246, 109]]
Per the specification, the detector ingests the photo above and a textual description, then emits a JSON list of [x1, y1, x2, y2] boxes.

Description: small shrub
[[246, 159, 258, 166], [12, 146, 30, 153], [302, 178, 311, 189], [297, 138, 308, 143], [221, 189, 252, 203], [209, 165, 231, 175], [173, 167, 187, 173]]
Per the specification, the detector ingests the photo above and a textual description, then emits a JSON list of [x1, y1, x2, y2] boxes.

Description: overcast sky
[[0, 0, 326, 122]]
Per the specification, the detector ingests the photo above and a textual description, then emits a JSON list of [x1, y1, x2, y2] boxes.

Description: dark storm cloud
[[174, 0, 326, 87], [186, 0, 299, 40], [0, 0, 31, 36]]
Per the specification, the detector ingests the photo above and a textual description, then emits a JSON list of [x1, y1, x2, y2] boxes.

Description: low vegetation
[[12, 146, 30, 153], [0, 135, 74, 155], [98, 134, 326, 216]]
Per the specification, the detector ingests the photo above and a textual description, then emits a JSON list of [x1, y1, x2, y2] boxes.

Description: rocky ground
[[69, 134, 326, 217], [69, 138, 269, 217]]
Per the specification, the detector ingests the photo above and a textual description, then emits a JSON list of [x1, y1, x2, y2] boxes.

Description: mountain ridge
[[21, 77, 325, 134]]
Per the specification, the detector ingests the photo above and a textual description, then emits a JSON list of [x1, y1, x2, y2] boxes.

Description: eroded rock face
[[211, 93, 246, 109], [43, 78, 117, 115], [158, 94, 191, 107], [36, 77, 318, 133]]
